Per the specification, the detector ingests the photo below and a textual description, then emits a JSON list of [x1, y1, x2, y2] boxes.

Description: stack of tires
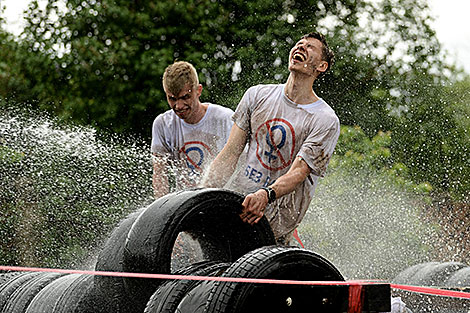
[[392, 261, 470, 313], [0, 188, 345, 312]]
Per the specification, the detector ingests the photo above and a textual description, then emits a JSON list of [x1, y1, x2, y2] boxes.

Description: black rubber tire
[[444, 266, 470, 287], [2, 272, 64, 313], [25, 273, 105, 313], [176, 280, 217, 313], [25, 274, 75, 312], [144, 260, 219, 313], [204, 245, 345, 313], [123, 188, 276, 311], [93, 208, 145, 313], [392, 262, 438, 285], [0, 272, 23, 287], [0, 272, 41, 310], [406, 262, 465, 286], [416, 262, 466, 286], [51, 274, 105, 313], [144, 261, 229, 313]]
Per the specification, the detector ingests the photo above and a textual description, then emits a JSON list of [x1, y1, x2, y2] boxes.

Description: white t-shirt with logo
[[228, 84, 340, 239], [151, 103, 234, 186]]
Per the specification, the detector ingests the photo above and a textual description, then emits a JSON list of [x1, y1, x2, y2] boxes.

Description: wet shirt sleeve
[[151, 115, 172, 155], [232, 86, 258, 134], [297, 115, 340, 177]]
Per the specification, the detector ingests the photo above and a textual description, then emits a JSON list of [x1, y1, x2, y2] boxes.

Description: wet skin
[[165, 83, 205, 124]]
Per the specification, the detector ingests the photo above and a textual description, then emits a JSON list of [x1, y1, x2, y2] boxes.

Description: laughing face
[[288, 37, 328, 77]]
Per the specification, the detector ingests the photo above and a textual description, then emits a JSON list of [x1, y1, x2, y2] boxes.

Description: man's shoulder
[[312, 100, 340, 130], [155, 109, 176, 119], [298, 99, 339, 130], [319, 100, 339, 121], [304, 99, 337, 118], [153, 110, 180, 128], [206, 103, 234, 117], [247, 83, 283, 94], [242, 84, 283, 106]]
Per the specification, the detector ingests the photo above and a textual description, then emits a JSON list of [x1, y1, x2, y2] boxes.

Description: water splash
[[299, 167, 440, 281], [0, 103, 154, 268], [0, 101, 449, 284]]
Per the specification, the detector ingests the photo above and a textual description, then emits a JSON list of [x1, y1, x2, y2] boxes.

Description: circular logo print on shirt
[[179, 141, 213, 174], [255, 118, 296, 171]]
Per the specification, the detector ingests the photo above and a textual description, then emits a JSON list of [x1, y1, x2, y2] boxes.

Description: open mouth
[[292, 51, 306, 62]]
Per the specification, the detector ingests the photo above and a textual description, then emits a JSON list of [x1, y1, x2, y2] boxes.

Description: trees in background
[[0, 0, 468, 198]]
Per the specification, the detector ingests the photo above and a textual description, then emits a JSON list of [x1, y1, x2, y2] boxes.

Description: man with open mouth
[[201, 32, 339, 245]]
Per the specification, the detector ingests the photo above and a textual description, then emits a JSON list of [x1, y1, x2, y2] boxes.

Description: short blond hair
[[162, 61, 199, 95]]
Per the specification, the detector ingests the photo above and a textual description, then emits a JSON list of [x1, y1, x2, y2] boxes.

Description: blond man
[[151, 61, 233, 198]]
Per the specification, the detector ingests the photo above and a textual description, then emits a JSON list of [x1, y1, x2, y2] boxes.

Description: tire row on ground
[[0, 188, 346, 312], [392, 261, 470, 313], [393, 261, 470, 287]]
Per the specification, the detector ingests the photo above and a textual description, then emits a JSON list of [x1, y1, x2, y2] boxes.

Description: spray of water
[[0, 103, 154, 268], [299, 167, 440, 281], [0, 101, 451, 285]]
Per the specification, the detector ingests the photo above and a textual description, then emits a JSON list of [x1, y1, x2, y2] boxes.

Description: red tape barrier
[[293, 229, 305, 248], [1, 265, 470, 300], [390, 283, 470, 299], [0, 265, 367, 286]]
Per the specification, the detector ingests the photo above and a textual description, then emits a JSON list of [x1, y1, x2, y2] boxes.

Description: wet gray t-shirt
[[151, 103, 233, 184], [227, 84, 340, 239]]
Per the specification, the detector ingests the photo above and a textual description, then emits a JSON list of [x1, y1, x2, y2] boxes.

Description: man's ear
[[196, 84, 203, 97], [317, 61, 328, 73]]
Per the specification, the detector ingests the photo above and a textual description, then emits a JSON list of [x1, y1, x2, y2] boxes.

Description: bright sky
[[428, 0, 470, 74], [1, 0, 470, 73]]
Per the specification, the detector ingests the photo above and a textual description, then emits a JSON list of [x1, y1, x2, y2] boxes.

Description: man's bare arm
[[240, 156, 311, 225], [201, 124, 247, 188], [152, 154, 170, 199]]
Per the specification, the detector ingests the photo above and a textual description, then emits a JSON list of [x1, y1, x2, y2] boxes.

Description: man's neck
[[284, 72, 318, 104], [185, 102, 208, 124]]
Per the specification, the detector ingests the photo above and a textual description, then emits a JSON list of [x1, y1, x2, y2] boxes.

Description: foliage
[[0, 0, 468, 267], [332, 125, 433, 195], [0, 101, 154, 267], [2, 0, 446, 136], [0, 29, 31, 103], [440, 77, 470, 199], [301, 125, 438, 280], [391, 73, 470, 199], [302, 124, 468, 280], [2, 0, 464, 199]]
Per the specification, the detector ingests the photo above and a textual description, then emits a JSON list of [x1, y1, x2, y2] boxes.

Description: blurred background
[[0, 0, 469, 280]]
